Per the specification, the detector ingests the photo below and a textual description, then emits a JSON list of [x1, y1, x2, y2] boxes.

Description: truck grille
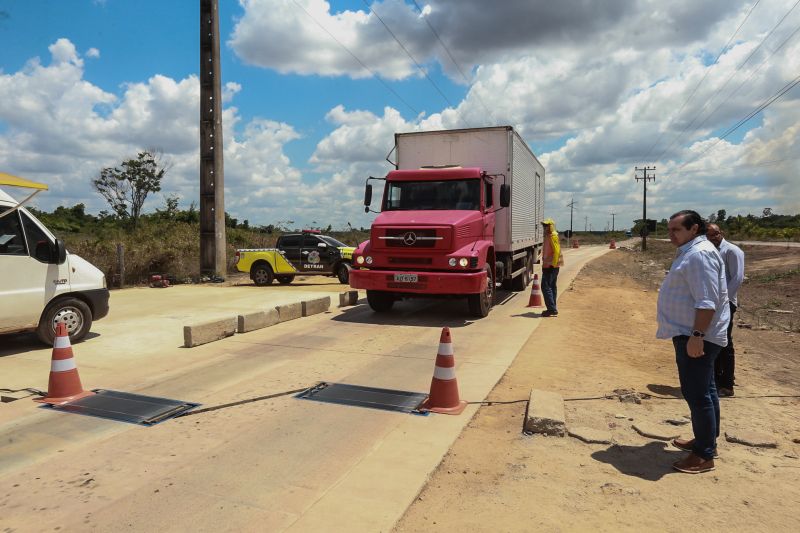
[[380, 229, 440, 248], [388, 257, 433, 265]]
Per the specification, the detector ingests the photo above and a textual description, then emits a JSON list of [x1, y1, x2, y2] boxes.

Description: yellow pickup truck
[[235, 230, 355, 285]]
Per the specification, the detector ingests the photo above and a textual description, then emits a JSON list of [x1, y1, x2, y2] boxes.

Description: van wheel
[[468, 264, 494, 317], [276, 275, 295, 285], [337, 263, 351, 284], [367, 290, 394, 312], [37, 298, 93, 345], [252, 264, 274, 286]]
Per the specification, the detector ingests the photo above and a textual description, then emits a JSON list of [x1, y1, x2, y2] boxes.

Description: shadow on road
[[591, 441, 681, 481], [0, 332, 100, 358], [647, 384, 683, 398]]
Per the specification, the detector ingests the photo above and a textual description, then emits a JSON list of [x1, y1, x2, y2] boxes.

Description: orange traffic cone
[[609, 239, 617, 249], [420, 327, 467, 415], [527, 274, 544, 307], [35, 323, 94, 406]]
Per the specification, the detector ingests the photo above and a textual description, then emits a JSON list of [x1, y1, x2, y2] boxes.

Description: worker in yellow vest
[[540, 218, 564, 317]]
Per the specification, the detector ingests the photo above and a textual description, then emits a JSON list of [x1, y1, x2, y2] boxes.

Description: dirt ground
[[395, 242, 800, 532]]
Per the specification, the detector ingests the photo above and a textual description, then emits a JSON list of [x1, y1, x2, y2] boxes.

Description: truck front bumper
[[349, 269, 486, 294]]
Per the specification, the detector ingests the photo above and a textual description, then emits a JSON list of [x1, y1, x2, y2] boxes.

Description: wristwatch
[[691, 330, 705, 338]]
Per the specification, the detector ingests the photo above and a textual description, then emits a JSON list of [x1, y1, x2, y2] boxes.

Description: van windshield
[[384, 179, 480, 211]]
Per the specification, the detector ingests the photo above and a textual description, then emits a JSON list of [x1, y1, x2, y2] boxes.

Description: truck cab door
[[0, 208, 69, 333], [301, 234, 332, 273]]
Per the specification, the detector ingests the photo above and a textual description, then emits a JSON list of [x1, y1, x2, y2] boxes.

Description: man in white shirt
[[706, 224, 745, 397], [657, 210, 729, 474]]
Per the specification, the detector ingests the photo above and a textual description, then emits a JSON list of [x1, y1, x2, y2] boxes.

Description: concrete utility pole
[[610, 211, 616, 232], [634, 166, 656, 251], [584, 215, 588, 232], [199, 0, 227, 278], [567, 197, 577, 246]]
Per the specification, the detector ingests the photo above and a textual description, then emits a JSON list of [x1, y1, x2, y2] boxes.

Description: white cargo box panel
[[395, 126, 544, 253]]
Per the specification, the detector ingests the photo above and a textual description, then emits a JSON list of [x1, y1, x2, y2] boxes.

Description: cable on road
[[175, 387, 311, 418], [0, 387, 45, 396]]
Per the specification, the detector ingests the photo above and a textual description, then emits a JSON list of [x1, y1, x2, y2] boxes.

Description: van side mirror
[[500, 184, 510, 207], [364, 183, 373, 213], [35, 239, 66, 264]]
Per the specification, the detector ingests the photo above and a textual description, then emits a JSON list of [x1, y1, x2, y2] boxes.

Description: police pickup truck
[[235, 230, 355, 286]]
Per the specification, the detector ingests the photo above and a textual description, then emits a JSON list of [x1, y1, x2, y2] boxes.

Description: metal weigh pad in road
[[47, 389, 200, 425], [297, 382, 429, 414]]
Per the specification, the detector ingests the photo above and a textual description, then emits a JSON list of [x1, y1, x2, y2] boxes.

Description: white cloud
[[86, 47, 100, 59]]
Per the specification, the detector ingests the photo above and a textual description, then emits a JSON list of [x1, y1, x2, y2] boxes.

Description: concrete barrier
[[237, 308, 280, 333], [184, 316, 237, 348], [524, 389, 566, 436], [276, 302, 302, 323], [338, 290, 359, 307], [302, 296, 331, 317]]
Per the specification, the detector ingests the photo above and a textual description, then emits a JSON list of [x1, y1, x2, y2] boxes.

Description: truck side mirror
[[364, 184, 373, 213], [499, 184, 510, 207]]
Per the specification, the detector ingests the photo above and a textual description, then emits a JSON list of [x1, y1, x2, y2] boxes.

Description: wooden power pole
[[199, 0, 227, 278], [634, 166, 656, 251]]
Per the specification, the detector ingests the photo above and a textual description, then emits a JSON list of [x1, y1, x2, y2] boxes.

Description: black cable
[[176, 387, 309, 418], [0, 387, 46, 396]]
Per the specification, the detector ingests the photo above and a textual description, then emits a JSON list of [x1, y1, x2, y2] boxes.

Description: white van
[[0, 174, 109, 344]]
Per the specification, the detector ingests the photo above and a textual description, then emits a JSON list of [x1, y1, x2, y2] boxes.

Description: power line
[[291, 0, 420, 116], [361, 0, 471, 128], [672, 71, 800, 175], [409, 0, 499, 125], [654, 0, 800, 163], [642, 0, 762, 162]]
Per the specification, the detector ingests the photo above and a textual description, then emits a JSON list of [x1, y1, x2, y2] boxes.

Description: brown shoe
[[673, 453, 715, 474], [719, 387, 734, 397], [672, 438, 718, 458]]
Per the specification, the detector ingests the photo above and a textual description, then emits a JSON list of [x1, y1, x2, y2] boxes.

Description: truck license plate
[[394, 274, 418, 283]]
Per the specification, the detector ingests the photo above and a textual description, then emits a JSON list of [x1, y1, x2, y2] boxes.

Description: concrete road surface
[[0, 246, 609, 532]]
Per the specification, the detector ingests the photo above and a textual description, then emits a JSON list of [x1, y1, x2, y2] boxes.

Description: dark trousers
[[541, 267, 559, 313], [714, 302, 737, 389], [673, 336, 723, 460]]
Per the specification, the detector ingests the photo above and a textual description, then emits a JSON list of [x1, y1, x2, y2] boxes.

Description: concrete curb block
[[184, 317, 237, 347], [276, 302, 302, 323], [524, 389, 566, 436], [237, 308, 280, 333], [338, 290, 359, 307], [302, 296, 331, 317]]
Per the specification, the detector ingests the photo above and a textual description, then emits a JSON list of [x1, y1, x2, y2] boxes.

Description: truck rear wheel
[[37, 297, 93, 345], [512, 252, 533, 291], [468, 264, 494, 317], [367, 290, 394, 312], [252, 264, 274, 286]]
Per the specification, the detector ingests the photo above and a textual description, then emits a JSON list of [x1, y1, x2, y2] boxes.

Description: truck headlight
[[448, 258, 457, 267], [356, 256, 365, 265], [459, 258, 469, 267], [365, 256, 373, 265]]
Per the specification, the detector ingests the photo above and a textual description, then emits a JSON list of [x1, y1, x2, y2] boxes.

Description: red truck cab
[[350, 167, 509, 317]]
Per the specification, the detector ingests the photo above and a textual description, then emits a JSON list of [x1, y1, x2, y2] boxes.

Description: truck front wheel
[[37, 297, 93, 345], [252, 264, 274, 286], [468, 264, 494, 317], [367, 290, 394, 312]]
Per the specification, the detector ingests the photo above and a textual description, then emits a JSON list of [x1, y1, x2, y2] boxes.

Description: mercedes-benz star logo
[[403, 231, 417, 245]]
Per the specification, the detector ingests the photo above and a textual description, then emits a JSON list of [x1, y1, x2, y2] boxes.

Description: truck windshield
[[385, 179, 480, 211]]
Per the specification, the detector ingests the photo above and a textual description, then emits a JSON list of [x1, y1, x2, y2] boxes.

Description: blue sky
[[1, 0, 799, 231]]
